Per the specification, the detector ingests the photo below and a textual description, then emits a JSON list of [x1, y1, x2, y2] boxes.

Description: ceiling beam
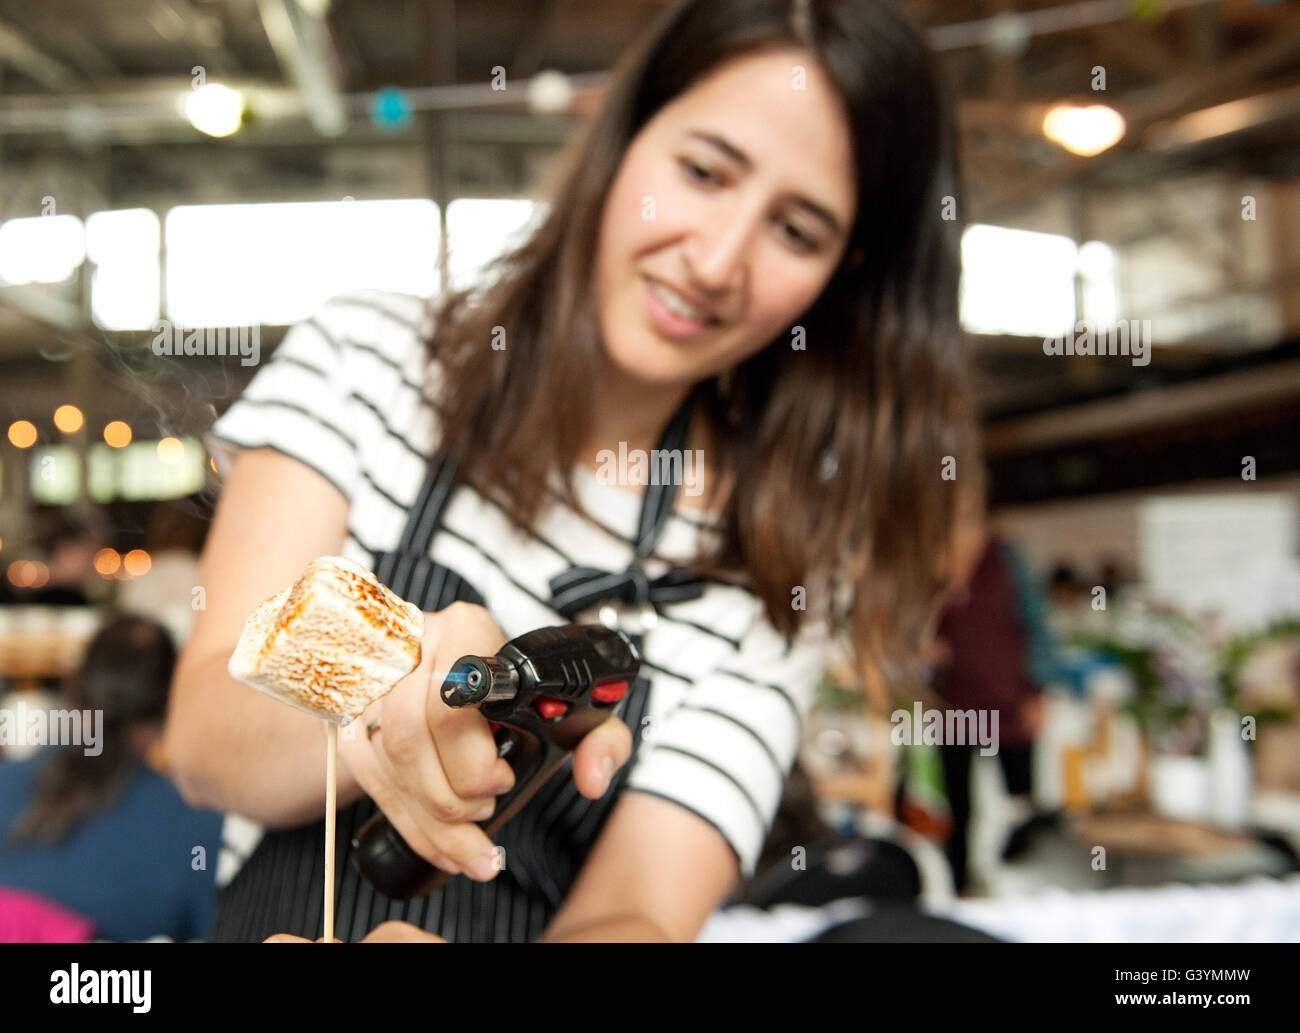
[[0, 16, 77, 92], [256, 0, 346, 136], [983, 356, 1300, 455]]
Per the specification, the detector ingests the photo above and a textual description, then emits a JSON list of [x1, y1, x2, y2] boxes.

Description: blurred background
[[1, 0, 1299, 942]]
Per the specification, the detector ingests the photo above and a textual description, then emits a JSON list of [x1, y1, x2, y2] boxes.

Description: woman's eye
[[679, 158, 718, 185], [780, 221, 818, 253]]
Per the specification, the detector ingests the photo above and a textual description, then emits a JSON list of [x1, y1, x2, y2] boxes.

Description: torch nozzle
[[440, 655, 517, 708]]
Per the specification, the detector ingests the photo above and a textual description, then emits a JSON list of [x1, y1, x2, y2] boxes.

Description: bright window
[[29, 445, 80, 504], [0, 215, 85, 285], [164, 200, 441, 327], [446, 198, 543, 292], [86, 209, 162, 331], [960, 224, 1079, 337], [87, 440, 206, 501]]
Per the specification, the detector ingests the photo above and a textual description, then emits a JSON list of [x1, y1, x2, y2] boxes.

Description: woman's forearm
[[164, 651, 363, 825]]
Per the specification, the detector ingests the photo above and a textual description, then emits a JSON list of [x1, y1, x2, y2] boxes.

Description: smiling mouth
[[645, 277, 721, 326]]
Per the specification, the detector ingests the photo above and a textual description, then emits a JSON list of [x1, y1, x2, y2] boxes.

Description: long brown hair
[[9, 615, 177, 845], [427, 0, 974, 687]]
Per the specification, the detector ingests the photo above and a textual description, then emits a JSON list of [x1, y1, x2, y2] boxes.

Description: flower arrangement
[[1067, 599, 1298, 756]]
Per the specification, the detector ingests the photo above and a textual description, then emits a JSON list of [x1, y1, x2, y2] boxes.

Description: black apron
[[209, 398, 696, 942]]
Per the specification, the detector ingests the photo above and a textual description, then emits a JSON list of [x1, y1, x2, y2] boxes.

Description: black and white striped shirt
[[206, 289, 831, 908]]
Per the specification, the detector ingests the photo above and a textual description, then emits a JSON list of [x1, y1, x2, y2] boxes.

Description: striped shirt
[[205, 289, 832, 934]]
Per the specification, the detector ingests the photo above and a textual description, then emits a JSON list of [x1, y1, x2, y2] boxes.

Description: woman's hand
[[337, 602, 633, 881], [265, 922, 445, 943]]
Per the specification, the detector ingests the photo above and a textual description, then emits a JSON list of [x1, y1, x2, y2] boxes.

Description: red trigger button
[[488, 721, 501, 734], [592, 680, 628, 703], [536, 698, 568, 720]]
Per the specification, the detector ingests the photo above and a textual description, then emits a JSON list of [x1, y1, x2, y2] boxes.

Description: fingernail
[[472, 801, 495, 822], [601, 755, 615, 778], [467, 855, 499, 881]]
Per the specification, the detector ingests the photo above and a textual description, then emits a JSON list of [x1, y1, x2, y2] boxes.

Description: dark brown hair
[[426, 0, 974, 689], [9, 615, 177, 845]]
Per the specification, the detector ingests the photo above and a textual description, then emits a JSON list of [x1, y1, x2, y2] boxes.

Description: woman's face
[[594, 47, 858, 387]]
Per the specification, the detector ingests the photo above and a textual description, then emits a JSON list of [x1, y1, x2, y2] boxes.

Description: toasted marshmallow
[[229, 555, 423, 725]]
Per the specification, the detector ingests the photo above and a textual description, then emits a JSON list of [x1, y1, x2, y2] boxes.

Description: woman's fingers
[[376, 613, 493, 821], [328, 602, 517, 880], [263, 925, 447, 942], [426, 689, 515, 800], [331, 603, 633, 884], [361, 921, 447, 943], [337, 722, 465, 873], [339, 701, 498, 875], [377, 672, 497, 824], [424, 603, 514, 799], [364, 736, 502, 875], [570, 716, 633, 799]]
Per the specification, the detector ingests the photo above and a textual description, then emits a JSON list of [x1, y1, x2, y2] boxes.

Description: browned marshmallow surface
[[229, 555, 423, 724]]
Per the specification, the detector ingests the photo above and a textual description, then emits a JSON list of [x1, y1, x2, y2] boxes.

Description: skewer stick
[[324, 722, 337, 941]]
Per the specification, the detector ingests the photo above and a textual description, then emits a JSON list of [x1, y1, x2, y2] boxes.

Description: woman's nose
[[686, 199, 761, 292]]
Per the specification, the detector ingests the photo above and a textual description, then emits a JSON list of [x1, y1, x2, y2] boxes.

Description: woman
[[165, 0, 972, 943], [0, 615, 224, 941]]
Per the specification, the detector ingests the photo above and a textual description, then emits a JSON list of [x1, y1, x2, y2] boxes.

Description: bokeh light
[[103, 420, 132, 448], [156, 437, 184, 464], [123, 548, 151, 576], [53, 404, 84, 433], [93, 548, 121, 576], [7, 420, 37, 448]]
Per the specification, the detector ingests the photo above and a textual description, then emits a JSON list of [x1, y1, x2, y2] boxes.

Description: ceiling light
[[1043, 104, 1125, 157], [185, 83, 245, 138]]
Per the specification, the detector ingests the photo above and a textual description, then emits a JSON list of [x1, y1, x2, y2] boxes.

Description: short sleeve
[[623, 603, 833, 878], [205, 296, 362, 502]]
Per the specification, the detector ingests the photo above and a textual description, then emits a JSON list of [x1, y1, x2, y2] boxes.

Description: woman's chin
[[602, 345, 701, 391]]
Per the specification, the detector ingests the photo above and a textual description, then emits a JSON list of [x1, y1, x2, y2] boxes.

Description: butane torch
[[351, 623, 642, 900]]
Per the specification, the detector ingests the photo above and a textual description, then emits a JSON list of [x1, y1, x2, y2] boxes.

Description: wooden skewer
[[324, 722, 337, 942]]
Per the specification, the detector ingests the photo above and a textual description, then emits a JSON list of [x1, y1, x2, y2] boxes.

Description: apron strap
[[632, 391, 694, 562]]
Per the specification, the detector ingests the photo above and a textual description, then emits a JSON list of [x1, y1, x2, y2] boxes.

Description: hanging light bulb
[[1043, 104, 1126, 157], [185, 83, 245, 138]]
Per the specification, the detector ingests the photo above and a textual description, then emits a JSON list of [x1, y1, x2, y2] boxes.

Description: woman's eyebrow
[[686, 129, 845, 235]]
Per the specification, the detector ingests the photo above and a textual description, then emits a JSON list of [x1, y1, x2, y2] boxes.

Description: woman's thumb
[[571, 716, 633, 799]]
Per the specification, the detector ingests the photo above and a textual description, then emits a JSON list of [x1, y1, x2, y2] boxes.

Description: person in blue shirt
[[0, 614, 224, 941]]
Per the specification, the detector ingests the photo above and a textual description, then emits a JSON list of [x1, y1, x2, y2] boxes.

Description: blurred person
[[929, 462, 1056, 895], [1096, 555, 1131, 601], [27, 515, 105, 607], [167, 0, 976, 943], [0, 615, 223, 941], [1048, 562, 1084, 611], [117, 495, 212, 646]]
